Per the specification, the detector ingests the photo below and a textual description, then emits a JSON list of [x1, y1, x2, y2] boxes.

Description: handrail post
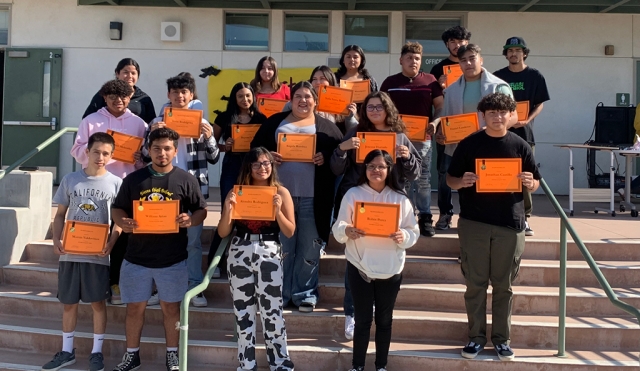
[[556, 221, 567, 358]]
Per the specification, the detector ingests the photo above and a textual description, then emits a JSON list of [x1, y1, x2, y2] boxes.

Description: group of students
[[42, 24, 549, 371]]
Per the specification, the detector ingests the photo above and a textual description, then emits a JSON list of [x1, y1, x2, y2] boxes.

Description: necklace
[[403, 72, 419, 83]]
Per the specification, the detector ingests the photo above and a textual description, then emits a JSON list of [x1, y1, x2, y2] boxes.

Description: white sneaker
[[191, 293, 208, 307], [344, 315, 355, 340], [147, 291, 159, 306], [524, 220, 534, 237], [212, 267, 221, 278]]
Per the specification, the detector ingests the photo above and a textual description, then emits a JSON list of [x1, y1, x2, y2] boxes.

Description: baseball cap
[[503, 36, 527, 49]]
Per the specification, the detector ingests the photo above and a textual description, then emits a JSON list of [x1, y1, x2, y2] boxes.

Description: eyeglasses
[[365, 164, 389, 172], [366, 105, 384, 112], [251, 161, 273, 170]]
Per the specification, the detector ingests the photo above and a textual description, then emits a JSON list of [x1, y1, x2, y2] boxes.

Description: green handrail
[[0, 127, 78, 181], [539, 178, 640, 357], [179, 235, 230, 371]]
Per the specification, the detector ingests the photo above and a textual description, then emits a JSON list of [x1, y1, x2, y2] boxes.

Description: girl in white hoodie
[[71, 79, 148, 179], [332, 149, 419, 371]]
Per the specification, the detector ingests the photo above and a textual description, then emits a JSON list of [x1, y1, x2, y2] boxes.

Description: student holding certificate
[[217, 147, 295, 371], [250, 56, 291, 100], [434, 44, 515, 231], [335, 45, 379, 95], [71, 79, 148, 306], [111, 128, 207, 371], [330, 91, 420, 339], [208, 82, 267, 273], [146, 73, 219, 308], [42, 133, 122, 371], [333, 149, 419, 371], [446, 93, 540, 362], [251, 81, 342, 313]]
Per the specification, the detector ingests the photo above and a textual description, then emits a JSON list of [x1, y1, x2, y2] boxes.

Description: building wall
[[5, 0, 639, 194]]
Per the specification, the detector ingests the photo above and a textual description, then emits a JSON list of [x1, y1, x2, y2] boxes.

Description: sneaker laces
[[51, 351, 69, 361], [114, 352, 135, 371], [167, 351, 179, 367], [497, 344, 511, 352]]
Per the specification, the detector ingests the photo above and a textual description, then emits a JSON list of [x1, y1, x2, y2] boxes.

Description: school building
[[1, 0, 640, 194]]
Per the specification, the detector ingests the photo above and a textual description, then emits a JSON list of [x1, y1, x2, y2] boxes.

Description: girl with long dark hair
[[335, 45, 379, 94], [250, 56, 291, 100]]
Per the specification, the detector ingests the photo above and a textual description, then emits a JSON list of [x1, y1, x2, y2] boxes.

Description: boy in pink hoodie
[[71, 79, 148, 179]]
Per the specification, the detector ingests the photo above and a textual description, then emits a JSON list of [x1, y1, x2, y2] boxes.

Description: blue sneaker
[[89, 352, 104, 371], [41, 349, 76, 370], [461, 341, 484, 359], [494, 343, 515, 361]]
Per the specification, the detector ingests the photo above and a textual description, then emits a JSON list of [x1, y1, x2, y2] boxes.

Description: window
[[405, 18, 461, 55], [225, 13, 269, 51], [344, 15, 388, 53], [285, 14, 329, 51], [0, 10, 8, 45]]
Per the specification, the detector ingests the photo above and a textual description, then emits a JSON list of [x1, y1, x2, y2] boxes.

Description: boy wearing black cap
[[494, 37, 550, 236]]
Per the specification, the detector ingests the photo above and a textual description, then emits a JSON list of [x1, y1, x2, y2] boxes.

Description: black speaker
[[594, 105, 635, 146]]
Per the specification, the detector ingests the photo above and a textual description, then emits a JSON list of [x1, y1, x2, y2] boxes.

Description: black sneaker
[[348, 367, 365, 371], [494, 343, 515, 361], [42, 349, 76, 370], [418, 214, 435, 237], [461, 341, 484, 359], [166, 350, 179, 371], [88, 352, 105, 371], [112, 351, 141, 371]]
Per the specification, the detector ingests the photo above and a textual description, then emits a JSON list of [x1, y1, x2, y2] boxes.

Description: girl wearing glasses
[[217, 147, 296, 371], [333, 149, 419, 371], [251, 81, 343, 313], [330, 91, 420, 339]]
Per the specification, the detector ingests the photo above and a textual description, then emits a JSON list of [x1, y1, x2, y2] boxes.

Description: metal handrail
[[0, 127, 78, 181], [540, 178, 640, 357], [179, 235, 230, 371]]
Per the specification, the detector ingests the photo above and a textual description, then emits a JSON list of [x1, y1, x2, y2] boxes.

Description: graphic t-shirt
[[380, 71, 443, 150], [447, 131, 541, 231], [53, 170, 122, 266], [112, 166, 207, 268], [493, 66, 550, 144], [430, 57, 459, 80]]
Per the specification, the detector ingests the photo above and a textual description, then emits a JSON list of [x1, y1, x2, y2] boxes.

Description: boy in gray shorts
[[42, 132, 123, 371], [111, 128, 208, 371]]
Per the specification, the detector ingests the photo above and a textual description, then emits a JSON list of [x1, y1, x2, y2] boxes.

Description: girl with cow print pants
[[218, 147, 296, 371]]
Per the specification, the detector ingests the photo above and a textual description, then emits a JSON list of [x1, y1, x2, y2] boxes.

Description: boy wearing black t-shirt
[[111, 128, 207, 371], [493, 37, 550, 236], [447, 93, 541, 362], [430, 26, 472, 89]]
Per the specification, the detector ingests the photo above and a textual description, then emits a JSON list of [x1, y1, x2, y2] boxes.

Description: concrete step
[[0, 312, 637, 370], [320, 254, 640, 287], [0, 288, 638, 352]]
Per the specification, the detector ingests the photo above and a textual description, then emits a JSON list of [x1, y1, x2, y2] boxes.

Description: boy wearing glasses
[[446, 93, 540, 362], [380, 41, 443, 237]]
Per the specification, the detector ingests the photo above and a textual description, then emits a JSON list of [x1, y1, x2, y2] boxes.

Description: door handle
[[50, 117, 57, 131]]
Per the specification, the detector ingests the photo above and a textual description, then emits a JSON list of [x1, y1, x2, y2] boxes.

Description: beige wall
[[5, 0, 640, 193]]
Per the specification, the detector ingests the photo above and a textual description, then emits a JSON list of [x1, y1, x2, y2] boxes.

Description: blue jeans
[[438, 153, 454, 216], [187, 223, 204, 290], [281, 197, 323, 307], [406, 141, 432, 217]]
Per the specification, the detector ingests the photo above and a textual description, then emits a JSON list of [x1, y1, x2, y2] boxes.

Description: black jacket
[[251, 111, 343, 242], [83, 86, 156, 124]]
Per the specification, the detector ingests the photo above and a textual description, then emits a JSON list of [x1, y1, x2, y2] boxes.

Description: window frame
[[0, 5, 11, 48], [283, 11, 332, 53], [343, 12, 391, 54], [223, 10, 270, 52]]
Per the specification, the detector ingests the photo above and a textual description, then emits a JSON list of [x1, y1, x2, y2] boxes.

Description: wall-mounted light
[[110, 22, 123, 41]]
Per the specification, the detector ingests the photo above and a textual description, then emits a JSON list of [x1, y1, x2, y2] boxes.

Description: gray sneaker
[[435, 214, 452, 230], [89, 352, 104, 371], [41, 350, 76, 370]]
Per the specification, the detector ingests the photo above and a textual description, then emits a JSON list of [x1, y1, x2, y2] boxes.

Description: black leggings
[[109, 232, 128, 286], [347, 261, 402, 369]]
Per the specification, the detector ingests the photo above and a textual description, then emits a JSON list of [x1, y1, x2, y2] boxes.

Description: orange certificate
[[400, 115, 430, 142], [106, 130, 144, 164], [317, 85, 354, 115], [231, 185, 277, 221], [443, 64, 463, 87], [258, 98, 288, 118], [475, 158, 522, 193], [277, 133, 317, 162], [163, 107, 202, 138], [133, 200, 180, 234], [353, 201, 401, 238], [516, 101, 530, 121], [340, 80, 370, 103], [62, 221, 109, 255], [231, 124, 261, 152], [441, 113, 480, 144], [356, 132, 396, 163]]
